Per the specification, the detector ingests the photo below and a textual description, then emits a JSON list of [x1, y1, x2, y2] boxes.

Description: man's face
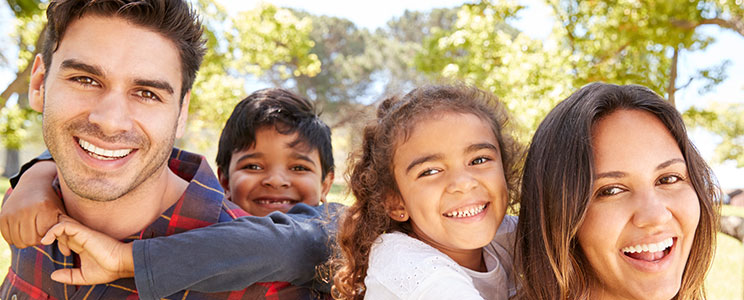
[[29, 16, 189, 201]]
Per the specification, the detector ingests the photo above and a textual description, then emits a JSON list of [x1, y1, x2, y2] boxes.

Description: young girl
[[333, 85, 522, 299]]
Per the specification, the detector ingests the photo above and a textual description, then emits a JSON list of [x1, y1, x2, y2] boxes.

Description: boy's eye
[[290, 165, 311, 172], [470, 156, 491, 165], [418, 168, 441, 178], [134, 90, 161, 102], [658, 175, 682, 185], [241, 164, 262, 170], [71, 76, 100, 87]]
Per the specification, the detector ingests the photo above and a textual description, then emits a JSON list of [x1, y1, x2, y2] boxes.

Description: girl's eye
[[71, 76, 100, 87], [470, 156, 491, 165], [418, 168, 441, 178], [658, 175, 682, 185], [135, 90, 161, 102], [598, 186, 624, 197]]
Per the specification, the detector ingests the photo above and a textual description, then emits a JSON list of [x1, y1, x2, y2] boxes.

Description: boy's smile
[[220, 127, 332, 216]]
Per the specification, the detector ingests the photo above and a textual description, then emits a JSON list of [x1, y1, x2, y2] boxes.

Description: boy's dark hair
[[216, 88, 334, 181], [42, 0, 206, 102]]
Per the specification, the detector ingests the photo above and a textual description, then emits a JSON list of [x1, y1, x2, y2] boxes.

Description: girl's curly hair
[[332, 84, 522, 299]]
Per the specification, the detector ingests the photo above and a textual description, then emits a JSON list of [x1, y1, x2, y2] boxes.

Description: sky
[[1, 0, 742, 188]]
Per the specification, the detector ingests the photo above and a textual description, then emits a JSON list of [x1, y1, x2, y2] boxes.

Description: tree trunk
[[666, 46, 678, 107], [2, 148, 20, 178]]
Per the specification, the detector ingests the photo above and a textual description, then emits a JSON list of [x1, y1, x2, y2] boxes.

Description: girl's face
[[392, 112, 508, 266], [577, 109, 700, 300]]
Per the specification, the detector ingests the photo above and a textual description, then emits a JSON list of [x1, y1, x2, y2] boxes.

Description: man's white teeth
[[78, 139, 132, 160], [444, 204, 486, 218], [622, 237, 674, 254], [256, 200, 293, 205]]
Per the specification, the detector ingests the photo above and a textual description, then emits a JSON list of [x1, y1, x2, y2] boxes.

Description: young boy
[[215, 88, 334, 216]]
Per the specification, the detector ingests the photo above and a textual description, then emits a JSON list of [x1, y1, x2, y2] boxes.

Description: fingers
[[50, 268, 86, 285], [0, 217, 12, 247]]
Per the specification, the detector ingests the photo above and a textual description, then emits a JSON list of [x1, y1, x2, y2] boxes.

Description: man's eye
[[135, 90, 160, 102], [71, 76, 100, 87]]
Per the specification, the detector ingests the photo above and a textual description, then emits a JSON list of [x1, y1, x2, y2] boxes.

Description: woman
[[516, 83, 719, 299]]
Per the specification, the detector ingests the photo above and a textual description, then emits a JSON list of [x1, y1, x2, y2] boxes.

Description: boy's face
[[219, 127, 333, 216]]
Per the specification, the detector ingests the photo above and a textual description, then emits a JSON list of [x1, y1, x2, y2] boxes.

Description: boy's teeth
[[622, 237, 674, 254], [444, 204, 486, 218], [78, 139, 132, 160]]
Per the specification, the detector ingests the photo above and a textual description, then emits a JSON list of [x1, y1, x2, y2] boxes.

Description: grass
[[0, 178, 740, 299]]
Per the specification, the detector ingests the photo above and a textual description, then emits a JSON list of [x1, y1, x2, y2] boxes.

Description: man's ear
[[319, 171, 334, 203], [386, 194, 409, 222], [29, 54, 46, 112], [175, 91, 190, 139], [217, 167, 231, 200]]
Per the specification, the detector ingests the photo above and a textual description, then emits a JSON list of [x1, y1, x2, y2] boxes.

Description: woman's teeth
[[79, 139, 132, 160], [444, 204, 486, 218], [622, 237, 674, 254]]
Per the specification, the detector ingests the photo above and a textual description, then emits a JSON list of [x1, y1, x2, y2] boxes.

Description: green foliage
[[0, 103, 39, 149], [684, 103, 744, 167]]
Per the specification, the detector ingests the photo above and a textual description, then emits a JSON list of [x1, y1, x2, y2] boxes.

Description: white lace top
[[364, 215, 517, 300]]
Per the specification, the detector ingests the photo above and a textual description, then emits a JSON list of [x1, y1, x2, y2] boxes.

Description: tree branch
[[672, 17, 744, 37]]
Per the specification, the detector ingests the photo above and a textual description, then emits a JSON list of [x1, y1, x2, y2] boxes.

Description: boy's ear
[[386, 194, 409, 222], [29, 54, 46, 112], [217, 167, 231, 200], [319, 171, 334, 203]]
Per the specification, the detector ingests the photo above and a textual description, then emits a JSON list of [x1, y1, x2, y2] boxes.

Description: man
[[0, 0, 334, 299]]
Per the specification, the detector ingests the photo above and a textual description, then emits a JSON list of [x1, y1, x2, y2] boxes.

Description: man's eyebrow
[[235, 153, 262, 163], [60, 59, 104, 77], [134, 79, 174, 95], [656, 158, 685, 170], [464, 142, 499, 154], [406, 154, 443, 174]]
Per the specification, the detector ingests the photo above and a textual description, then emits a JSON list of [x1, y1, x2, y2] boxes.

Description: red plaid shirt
[[1, 149, 327, 300]]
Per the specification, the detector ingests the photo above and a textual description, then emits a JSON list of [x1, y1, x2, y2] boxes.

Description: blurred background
[[1, 0, 742, 298]]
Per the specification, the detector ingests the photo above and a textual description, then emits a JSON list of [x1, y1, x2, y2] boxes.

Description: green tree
[[417, 0, 744, 162]]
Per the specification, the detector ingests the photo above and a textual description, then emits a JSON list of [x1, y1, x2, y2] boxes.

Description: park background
[[0, 0, 742, 298]]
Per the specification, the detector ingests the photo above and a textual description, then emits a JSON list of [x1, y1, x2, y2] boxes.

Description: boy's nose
[[88, 91, 133, 136], [262, 171, 290, 188]]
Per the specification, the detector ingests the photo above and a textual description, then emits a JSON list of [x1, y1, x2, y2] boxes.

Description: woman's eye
[[658, 175, 681, 185], [418, 168, 441, 178], [598, 186, 624, 197], [471, 156, 491, 165], [71, 76, 100, 87]]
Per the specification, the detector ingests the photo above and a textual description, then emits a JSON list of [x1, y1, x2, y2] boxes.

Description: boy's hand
[[1, 160, 65, 248], [41, 215, 135, 285]]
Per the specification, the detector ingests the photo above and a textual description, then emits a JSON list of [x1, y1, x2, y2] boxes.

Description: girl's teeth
[[445, 204, 486, 218]]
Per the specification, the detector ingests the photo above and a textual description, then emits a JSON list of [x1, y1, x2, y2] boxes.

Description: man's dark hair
[[42, 0, 206, 101], [216, 88, 334, 181]]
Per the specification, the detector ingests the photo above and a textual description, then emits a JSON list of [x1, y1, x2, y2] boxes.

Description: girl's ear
[[386, 194, 409, 222]]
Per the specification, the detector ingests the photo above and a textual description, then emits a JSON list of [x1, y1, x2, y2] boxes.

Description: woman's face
[[577, 109, 700, 300]]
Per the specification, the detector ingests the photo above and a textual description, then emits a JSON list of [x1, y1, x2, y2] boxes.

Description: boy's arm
[[132, 203, 341, 299], [1, 151, 64, 248]]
